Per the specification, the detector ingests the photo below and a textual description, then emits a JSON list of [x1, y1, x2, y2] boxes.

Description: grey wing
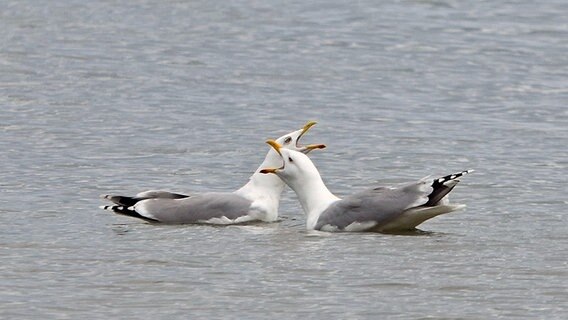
[[134, 192, 253, 224], [315, 179, 432, 230]]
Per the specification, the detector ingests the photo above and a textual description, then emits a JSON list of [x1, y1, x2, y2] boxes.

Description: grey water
[[1, 0, 567, 319]]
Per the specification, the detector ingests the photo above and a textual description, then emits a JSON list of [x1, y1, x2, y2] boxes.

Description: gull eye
[[288, 157, 294, 162], [284, 136, 292, 144]]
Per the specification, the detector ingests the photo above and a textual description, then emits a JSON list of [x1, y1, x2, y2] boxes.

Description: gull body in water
[[261, 140, 473, 232], [101, 122, 325, 224]]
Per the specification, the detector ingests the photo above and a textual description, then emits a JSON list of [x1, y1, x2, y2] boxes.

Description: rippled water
[[1, 0, 567, 319]]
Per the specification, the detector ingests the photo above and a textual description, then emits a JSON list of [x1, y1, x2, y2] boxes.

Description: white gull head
[[266, 121, 323, 165]]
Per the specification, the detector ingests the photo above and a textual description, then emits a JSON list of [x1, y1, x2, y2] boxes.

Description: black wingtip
[[102, 195, 141, 207], [426, 170, 473, 206], [100, 205, 159, 223], [433, 170, 473, 185]]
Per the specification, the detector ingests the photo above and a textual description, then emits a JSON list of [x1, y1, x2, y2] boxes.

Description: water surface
[[1, 0, 567, 319]]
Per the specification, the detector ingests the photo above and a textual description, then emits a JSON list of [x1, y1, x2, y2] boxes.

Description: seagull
[[260, 140, 473, 232], [101, 122, 325, 224]]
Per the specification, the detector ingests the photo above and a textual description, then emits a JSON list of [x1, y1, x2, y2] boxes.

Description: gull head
[[272, 121, 325, 154], [260, 140, 324, 182]]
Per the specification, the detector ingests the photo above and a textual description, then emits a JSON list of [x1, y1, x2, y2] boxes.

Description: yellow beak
[[265, 139, 282, 155], [303, 143, 326, 152], [302, 121, 317, 134], [259, 168, 278, 174], [260, 139, 283, 174]]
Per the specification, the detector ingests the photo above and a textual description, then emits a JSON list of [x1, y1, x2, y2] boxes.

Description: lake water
[[1, 0, 567, 319]]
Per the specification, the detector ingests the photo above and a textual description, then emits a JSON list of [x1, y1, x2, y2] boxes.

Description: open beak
[[260, 139, 283, 174], [296, 121, 317, 148]]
